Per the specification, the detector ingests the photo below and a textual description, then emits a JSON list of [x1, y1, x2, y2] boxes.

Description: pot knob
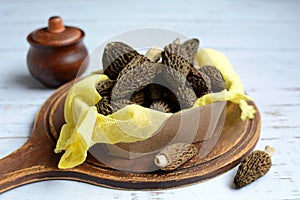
[[48, 16, 65, 33]]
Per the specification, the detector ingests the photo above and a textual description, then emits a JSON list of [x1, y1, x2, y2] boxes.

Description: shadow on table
[[14, 73, 50, 90]]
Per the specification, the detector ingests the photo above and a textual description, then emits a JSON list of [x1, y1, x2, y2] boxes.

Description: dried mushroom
[[111, 99, 134, 112], [130, 89, 148, 106], [112, 56, 161, 99], [181, 38, 199, 63], [199, 65, 226, 93], [174, 85, 198, 109], [187, 67, 212, 97], [95, 96, 112, 116], [102, 42, 139, 80], [154, 143, 198, 171], [147, 84, 169, 101], [95, 79, 116, 97], [163, 38, 199, 64], [150, 100, 173, 113], [234, 145, 275, 188], [163, 39, 189, 61], [161, 51, 193, 88], [96, 37, 227, 116]]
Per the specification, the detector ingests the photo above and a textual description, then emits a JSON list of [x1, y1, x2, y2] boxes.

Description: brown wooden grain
[[0, 81, 260, 193]]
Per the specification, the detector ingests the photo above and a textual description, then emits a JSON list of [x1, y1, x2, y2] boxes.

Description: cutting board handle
[[0, 134, 59, 193]]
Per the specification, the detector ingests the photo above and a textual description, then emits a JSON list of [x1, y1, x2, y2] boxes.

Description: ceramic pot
[[27, 16, 89, 88]]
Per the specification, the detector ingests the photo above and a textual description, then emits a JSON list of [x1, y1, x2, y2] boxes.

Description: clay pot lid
[[28, 16, 83, 46]]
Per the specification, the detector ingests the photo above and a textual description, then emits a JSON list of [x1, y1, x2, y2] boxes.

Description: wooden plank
[[0, 0, 300, 199], [1, 0, 300, 22], [0, 19, 299, 51], [0, 1, 299, 51], [0, 138, 27, 159]]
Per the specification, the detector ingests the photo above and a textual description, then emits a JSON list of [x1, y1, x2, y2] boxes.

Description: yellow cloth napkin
[[54, 48, 255, 169], [54, 74, 171, 169], [194, 48, 256, 120]]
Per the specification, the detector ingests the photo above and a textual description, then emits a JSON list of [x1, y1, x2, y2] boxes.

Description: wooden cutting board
[[0, 80, 260, 193]]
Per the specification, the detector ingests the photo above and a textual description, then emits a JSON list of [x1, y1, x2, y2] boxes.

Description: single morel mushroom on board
[[234, 145, 275, 188]]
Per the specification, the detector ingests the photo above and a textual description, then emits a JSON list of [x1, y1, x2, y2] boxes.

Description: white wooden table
[[1, 0, 299, 199]]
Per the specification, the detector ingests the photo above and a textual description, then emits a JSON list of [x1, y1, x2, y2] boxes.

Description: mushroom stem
[[265, 145, 275, 156], [173, 38, 180, 44], [154, 154, 168, 167], [145, 47, 162, 62]]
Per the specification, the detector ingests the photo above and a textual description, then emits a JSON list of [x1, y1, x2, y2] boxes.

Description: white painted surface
[[0, 0, 299, 199]]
